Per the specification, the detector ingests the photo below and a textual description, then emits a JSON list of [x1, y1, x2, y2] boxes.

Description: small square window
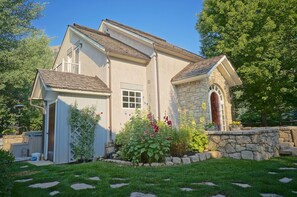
[[122, 90, 142, 109]]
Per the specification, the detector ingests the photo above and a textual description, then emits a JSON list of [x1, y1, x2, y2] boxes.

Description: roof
[[71, 24, 150, 61], [172, 55, 225, 82], [38, 69, 111, 93], [104, 19, 203, 61]]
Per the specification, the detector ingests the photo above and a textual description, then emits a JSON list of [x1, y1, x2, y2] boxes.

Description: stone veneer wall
[[207, 128, 279, 161], [278, 126, 297, 146], [176, 78, 210, 123]]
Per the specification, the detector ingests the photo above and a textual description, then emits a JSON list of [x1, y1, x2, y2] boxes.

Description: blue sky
[[34, 0, 204, 55]]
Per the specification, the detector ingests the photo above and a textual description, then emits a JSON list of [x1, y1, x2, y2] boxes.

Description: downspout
[[106, 52, 113, 142], [153, 43, 161, 121], [29, 98, 46, 154]]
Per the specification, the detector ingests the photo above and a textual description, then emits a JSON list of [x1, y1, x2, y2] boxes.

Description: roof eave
[[107, 51, 150, 64], [172, 74, 208, 85], [46, 87, 111, 96], [154, 45, 201, 62]]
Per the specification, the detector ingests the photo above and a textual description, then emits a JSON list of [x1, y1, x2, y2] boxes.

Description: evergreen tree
[[197, 0, 297, 125]]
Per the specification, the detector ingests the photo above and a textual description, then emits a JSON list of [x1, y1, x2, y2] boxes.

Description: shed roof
[[38, 69, 111, 93]]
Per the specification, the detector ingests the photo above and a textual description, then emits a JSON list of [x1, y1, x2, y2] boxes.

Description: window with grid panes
[[122, 90, 142, 109]]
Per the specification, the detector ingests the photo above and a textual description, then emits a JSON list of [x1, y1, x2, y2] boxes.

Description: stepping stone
[[71, 183, 95, 190], [15, 178, 33, 183], [49, 191, 60, 196], [180, 187, 193, 191], [29, 181, 59, 189], [232, 183, 251, 188], [88, 176, 100, 181], [20, 165, 28, 169], [130, 192, 157, 197], [163, 178, 170, 181], [74, 175, 80, 177], [260, 193, 283, 197], [110, 183, 129, 188], [193, 182, 216, 186], [145, 183, 155, 186], [279, 167, 296, 170], [268, 172, 277, 175], [292, 191, 297, 194], [279, 177, 292, 183], [211, 194, 226, 197], [112, 178, 128, 181]]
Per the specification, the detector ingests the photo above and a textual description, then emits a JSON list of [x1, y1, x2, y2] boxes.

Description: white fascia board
[[172, 74, 208, 85], [69, 26, 106, 53], [30, 73, 40, 99], [46, 87, 111, 97], [222, 59, 243, 85], [102, 21, 154, 45]]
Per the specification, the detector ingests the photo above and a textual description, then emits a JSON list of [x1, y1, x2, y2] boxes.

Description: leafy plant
[[116, 111, 171, 164], [0, 149, 15, 197], [69, 103, 100, 162]]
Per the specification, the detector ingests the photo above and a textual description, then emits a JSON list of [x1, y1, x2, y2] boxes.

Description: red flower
[[167, 120, 172, 126], [147, 113, 152, 121]]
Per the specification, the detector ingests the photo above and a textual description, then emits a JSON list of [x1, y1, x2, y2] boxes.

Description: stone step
[[279, 142, 295, 150], [279, 147, 297, 156]]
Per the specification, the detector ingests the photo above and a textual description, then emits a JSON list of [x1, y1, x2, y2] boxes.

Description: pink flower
[[147, 113, 152, 121], [167, 120, 172, 126]]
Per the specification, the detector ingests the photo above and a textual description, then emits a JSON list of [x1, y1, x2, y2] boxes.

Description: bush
[[116, 111, 171, 164], [0, 149, 15, 197]]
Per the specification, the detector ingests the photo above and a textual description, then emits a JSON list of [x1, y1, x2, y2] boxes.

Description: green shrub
[[116, 111, 170, 164], [0, 149, 15, 197], [69, 103, 100, 162]]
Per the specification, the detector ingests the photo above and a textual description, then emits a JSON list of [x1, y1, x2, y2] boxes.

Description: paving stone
[[15, 178, 33, 183], [29, 181, 59, 189], [88, 176, 100, 181], [279, 167, 296, 170], [260, 193, 283, 197], [279, 177, 292, 183], [211, 194, 226, 197], [292, 191, 297, 194], [110, 183, 129, 188], [232, 183, 251, 188], [74, 175, 80, 177], [193, 182, 216, 186], [268, 172, 278, 175], [20, 165, 29, 169], [112, 178, 128, 181], [130, 192, 157, 197], [163, 178, 170, 181], [180, 187, 193, 191], [71, 183, 95, 190], [49, 191, 60, 196]]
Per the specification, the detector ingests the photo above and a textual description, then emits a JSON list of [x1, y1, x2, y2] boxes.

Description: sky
[[33, 0, 204, 55]]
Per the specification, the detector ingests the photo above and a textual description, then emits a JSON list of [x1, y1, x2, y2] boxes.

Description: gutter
[[106, 52, 113, 142], [153, 43, 161, 121]]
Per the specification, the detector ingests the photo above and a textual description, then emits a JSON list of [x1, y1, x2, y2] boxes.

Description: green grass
[[12, 157, 297, 197]]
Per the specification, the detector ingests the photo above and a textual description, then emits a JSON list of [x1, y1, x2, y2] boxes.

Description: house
[[30, 19, 242, 164]]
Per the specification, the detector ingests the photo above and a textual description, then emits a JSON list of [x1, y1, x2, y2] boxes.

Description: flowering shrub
[[116, 111, 170, 164]]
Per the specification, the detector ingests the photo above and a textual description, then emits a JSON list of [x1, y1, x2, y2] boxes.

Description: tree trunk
[[261, 112, 268, 127]]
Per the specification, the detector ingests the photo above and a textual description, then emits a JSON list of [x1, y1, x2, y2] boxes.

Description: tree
[[197, 0, 297, 125], [0, 0, 53, 133]]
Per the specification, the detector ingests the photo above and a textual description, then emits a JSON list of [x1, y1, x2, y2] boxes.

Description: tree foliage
[[197, 0, 297, 125], [0, 0, 53, 133]]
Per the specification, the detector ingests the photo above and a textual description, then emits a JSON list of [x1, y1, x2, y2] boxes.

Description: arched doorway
[[209, 85, 226, 131]]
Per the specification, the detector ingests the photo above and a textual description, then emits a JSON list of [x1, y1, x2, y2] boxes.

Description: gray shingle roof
[[38, 69, 111, 93], [104, 19, 203, 61], [172, 55, 225, 82], [72, 24, 150, 61]]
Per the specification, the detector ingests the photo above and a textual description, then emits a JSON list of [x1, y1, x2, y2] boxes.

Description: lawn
[[12, 157, 297, 197]]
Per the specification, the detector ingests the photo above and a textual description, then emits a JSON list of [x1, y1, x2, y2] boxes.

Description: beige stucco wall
[[110, 58, 148, 134], [209, 68, 233, 129], [157, 52, 191, 124]]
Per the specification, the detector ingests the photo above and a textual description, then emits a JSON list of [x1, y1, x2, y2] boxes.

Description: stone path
[[279, 167, 296, 170], [260, 193, 283, 197], [232, 183, 251, 188], [268, 172, 278, 175], [29, 181, 59, 189], [163, 178, 170, 181], [292, 191, 297, 194], [15, 178, 33, 183], [88, 176, 100, 181], [71, 183, 95, 190], [211, 194, 225, 197], [130, 192, 156, 197], [180, 187, 193, 191], [193, 182, 216, 186], [112, 177, 128, 181], [49, 191, 60, 196], [110, 183, 129, 188], [20, 165, 28, 169], [279, 177, 292, 183], [74, 175, 80, 177]]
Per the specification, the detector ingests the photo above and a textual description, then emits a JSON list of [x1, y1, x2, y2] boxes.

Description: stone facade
[[176, 78, 209, 124], [207, 128, 279, 161], [279, 126, 297, 147]]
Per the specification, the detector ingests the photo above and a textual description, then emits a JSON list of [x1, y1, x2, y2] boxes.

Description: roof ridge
[[73, 23, 109, 37], [104, 19, 167, 42]]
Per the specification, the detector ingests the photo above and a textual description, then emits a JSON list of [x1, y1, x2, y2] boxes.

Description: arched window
[[209, 85, 226, 131]]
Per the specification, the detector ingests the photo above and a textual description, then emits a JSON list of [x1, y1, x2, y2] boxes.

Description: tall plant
[[69, 103, 100, 162]]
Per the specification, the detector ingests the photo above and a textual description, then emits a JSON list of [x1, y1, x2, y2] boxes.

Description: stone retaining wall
[[279, 126, 297, 147], [207, 128, 279, 161]]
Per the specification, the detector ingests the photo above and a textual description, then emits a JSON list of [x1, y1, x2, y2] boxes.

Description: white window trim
[[121, 89, 142, 109]]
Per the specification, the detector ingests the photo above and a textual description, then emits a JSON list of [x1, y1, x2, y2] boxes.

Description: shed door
[[210, 92, 221, 130], [48, 103, 56, 161]]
